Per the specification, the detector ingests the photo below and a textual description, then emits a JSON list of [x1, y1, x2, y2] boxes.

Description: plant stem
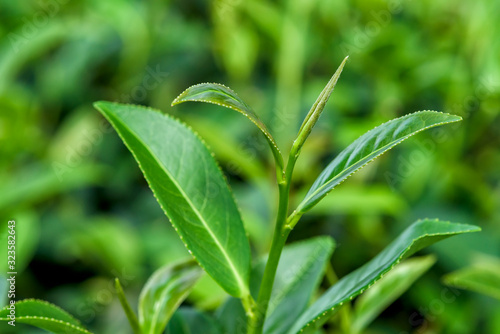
[[248, 181, 291, 334], [247, 145, 301, 334]]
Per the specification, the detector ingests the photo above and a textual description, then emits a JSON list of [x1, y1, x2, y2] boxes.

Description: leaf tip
[[171, 96, 182, 107], [93, 100, 106, 110]]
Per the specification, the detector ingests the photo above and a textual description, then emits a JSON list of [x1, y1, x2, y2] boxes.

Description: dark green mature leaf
[[297, 111, 462, 213], [172, 83, 283, 169], [0, 299, 92, 333], [94, 102, 251, 297], [443, 255, 500, 300], [260, 237, 335, 334], [166, 308, 222, 334], [139, 260, 203, 334], [115, 279, 141, 334], [351, 255, 436, 334], [287, 219, 480, 333]]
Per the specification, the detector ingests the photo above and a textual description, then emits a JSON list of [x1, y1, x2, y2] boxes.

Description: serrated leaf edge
[[95, 101, 250, 297], [295, 220, 479, 333], [0, 299, 83, 326], [0, 298, 91, 334], [171, 83, 283, 164], [0, 316, 93, 334], [298, 111, 462, 212]]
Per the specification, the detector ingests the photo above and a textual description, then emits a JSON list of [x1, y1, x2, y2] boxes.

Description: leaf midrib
[[109, 111, 248, 296]]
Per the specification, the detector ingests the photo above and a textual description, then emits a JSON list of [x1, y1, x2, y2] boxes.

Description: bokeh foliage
[[0, 0, 499, 333]]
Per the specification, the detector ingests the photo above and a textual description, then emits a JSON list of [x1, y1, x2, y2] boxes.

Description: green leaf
[[351, 255, 436, 334], [287, 219, 480, 334], [94, 102, 251, 298], [443, 254, 500, 300], [293, 56, 348, 155], [115, 278, 141, 334], [0, 299, 92, 334], [296, 111, 462, 213], [257, 237, 335, 334], [139, 260, 203, 334], [171, 83, 283, 170], [166, 308, 222, 334]]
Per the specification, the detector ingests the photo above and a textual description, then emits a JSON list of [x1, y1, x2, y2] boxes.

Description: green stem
[[248, 144, 303, 334], [248, 182, 291, 334]]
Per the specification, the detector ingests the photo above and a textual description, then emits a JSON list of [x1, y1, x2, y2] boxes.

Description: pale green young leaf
[[443, 254, 500, 300], [171, 83, 283, 170], [166, 308, 222, 334], [115, 278, 141, 334], [293, 56, 348, 155], [296, 111, 462, 213], [94, 102, 251, 298], [351, 255, 436, 334], [0, 299, 92, 334], [287, 219, 480, 333], [139, 260, 203, 334]]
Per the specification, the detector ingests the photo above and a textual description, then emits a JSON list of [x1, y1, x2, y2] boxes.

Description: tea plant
[[0, 58, 480, 333]]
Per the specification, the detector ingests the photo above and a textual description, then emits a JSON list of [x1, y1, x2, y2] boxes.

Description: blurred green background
[[0, 0, 499, 333]]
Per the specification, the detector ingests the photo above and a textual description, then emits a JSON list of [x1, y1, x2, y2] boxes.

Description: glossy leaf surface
[[297, 111, 461, 213], [287, 219, 480, 333], [139, 260, 203, 334], [94, 102, 251, 297], [352, 255, 436, 334], [0, 299, 91, 334], [172, 83, 283, 169]]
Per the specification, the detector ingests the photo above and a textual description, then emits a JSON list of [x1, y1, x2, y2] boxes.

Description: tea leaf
[[297, 111, 461, 213], [139, 260, 203, 334], [0, 299, 91, 334], [293, 56, 348, 155], [351, 255, 436, 334], [94, 102, 251, 298], [287, 219, 480, 333], [172, 83, 283, 170]]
